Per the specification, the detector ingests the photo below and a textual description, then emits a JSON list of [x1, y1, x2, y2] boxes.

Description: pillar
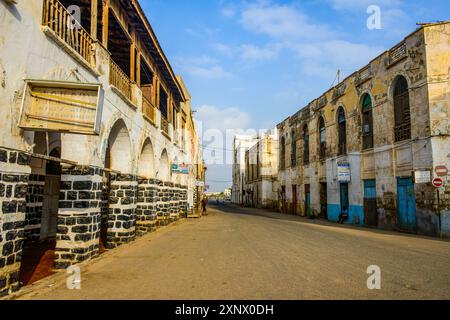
[[55, 165, 103, 269], [135, 178, 158, 236]]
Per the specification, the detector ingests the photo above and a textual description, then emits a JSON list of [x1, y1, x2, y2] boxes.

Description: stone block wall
[[54, 166, 103, 269], [0, 148, 31, 297], [136, 178, 158, 236], [24, 174, 45, 242], [107, 174, 137, 248]]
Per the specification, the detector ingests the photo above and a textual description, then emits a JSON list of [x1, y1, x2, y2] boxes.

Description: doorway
[[397, 177, 417, 232], [320, 182, 328, 219], [20, 146, 61, 286], [292, 185, 297, 215], [364, 180, 378, 227], [305, 184, 311, 218], [340, 183, 349, 213]]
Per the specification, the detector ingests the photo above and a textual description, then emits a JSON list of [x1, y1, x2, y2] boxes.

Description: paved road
[[15, 203, 450, 300]]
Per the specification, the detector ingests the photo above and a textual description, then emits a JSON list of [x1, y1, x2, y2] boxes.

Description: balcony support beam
[[91, 0, 98, 40], [102, 0, 109, 49]]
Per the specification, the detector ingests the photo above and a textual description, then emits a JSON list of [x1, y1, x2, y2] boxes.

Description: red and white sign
[[432, 177, 444, 188], [435, 166, 448, 177]]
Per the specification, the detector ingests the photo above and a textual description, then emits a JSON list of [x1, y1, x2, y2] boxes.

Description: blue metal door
[[364, 180, 377, 226], [397, 178, 417, 231]]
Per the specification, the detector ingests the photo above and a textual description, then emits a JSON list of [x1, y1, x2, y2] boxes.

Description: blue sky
[[141, 0, 449, 192]]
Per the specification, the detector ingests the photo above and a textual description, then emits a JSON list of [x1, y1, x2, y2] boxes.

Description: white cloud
[[174, 55, 232, 80], [328, 0, 403, 11], [241, 2, 332, 40], [293, 40, 385, 77], [213, 43, 234, 56], [240, 44, 280, 61], [221, 6, 236, 18], [195, 105, 251, 132]]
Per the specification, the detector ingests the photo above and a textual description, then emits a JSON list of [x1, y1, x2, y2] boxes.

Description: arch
[[318, 116, 326, 160], [303, 124, 310, 165], [392, 75, 411, 142], [336, 107, 347, 156], [157, 149, 171, 181], [106, 119, 132, 173], [291, 129, 297, 167], [280, 135, 286, 170], [361, 93, 374, 149], [138, 138, 155, 178]]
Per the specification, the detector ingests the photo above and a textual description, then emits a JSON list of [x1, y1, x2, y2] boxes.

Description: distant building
[[244, 132, 279, 209], [232, 135, 258, 205]]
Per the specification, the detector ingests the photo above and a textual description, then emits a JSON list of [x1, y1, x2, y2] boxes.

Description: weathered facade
[[231, 135, 258, 205], [0, 0, 205, 296], [277, 22, 450, 237], [243, 133, 279, 209]]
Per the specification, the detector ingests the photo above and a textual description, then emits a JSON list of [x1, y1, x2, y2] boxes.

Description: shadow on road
[[209, 202, 450, 243]]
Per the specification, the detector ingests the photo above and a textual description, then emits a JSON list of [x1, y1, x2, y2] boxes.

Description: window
[[291, 130, 297, 167], [362, 94, 374, 149], [318, 117, 326, 160], [280, 136, 286, 170], [393, 76, 411, 142], [303, 125, 309, 165], [160, 87, 168, 119], [337, 107, 347, 156]]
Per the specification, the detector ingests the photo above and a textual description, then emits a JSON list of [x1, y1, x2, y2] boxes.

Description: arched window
[[393, 76, 411, 142], [318, 117, 326, 160], [362, 94, 374, 149], [280, 136, 286, 170], [337, 107, 347, 155], [291, 130, 297, 167], [303, 125, 309, 165]]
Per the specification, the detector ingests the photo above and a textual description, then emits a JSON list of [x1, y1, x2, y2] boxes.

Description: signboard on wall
[[172, 163, 190, 174], [19, 80, 103, 135], [337, 162, 351, 182], [414, 171, 431, 184]]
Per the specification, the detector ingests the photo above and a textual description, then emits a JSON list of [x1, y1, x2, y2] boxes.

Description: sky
[[141, 0, 450, 192]]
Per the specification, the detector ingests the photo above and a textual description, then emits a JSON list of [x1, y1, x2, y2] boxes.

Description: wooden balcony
[[110, 59, 133, 103], [42, 0, 94, 65], [142, 96, 156, 125], [389, 42, 407, 66]]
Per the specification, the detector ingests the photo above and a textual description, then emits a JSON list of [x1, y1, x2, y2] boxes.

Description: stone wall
[[136, 178, 158, 236], [54, 166, 103, 269], [24, 174, 45, 242], [0, 148, 31, 297], [107, 174, 137, 248]]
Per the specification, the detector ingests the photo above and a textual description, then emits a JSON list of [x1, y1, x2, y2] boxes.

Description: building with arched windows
[[276, 22, 449, 238], [0, 0, 205, 296]]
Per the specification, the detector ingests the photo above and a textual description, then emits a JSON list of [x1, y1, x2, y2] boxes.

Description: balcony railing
[[355, 65, 373, 86], [110, 59, 133, 102], [389, 42, 407, 65], [142, 96, 156, 125], [161, 117, 170, 137], [42, 0, 94, 65], [395, 122, 411, 142]]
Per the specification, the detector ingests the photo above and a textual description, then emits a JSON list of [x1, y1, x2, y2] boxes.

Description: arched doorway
[[100, 119, 132, 252], [138, 139, 155, 178], [158, 149, 170, 182]]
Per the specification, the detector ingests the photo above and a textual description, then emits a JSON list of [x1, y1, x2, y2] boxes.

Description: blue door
[[397, 178, 417, 231], [364, 180, 377, 226]]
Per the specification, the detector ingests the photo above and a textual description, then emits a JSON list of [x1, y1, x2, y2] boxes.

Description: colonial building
[[231, 135, 258, 205], [0, 0, 205, 296], [277, 22, 449, 237], [244, 133, 279, 209]]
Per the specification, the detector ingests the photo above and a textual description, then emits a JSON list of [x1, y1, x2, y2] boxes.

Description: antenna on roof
[[330, 69, 341, 88]]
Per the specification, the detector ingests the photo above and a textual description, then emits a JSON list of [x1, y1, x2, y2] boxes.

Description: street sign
[[432, 177, 444, 188], [337, 163, 351, 182], [435, 166, 448, 177], [414, 171, 431, 184]]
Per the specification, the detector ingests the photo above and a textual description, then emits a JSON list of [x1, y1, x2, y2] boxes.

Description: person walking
[[201, 196, 208, 216]]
